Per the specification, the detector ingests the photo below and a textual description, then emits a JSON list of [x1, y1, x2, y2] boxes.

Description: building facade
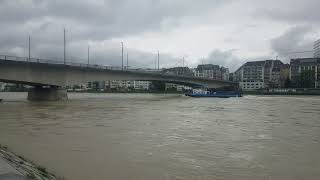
[[165, 83, 192, 92], [280, 64, 290, 87], [290, 58, 320, 88], [234, 60, 284, 90], [107, 80, 131, 90], [194, 64, 229, 81], [0, 83, 5, 91], [314, 39, 320, 58], [162, 67, 194, 77], [106, 80, 151, 90], [134, 81, 151, 90]]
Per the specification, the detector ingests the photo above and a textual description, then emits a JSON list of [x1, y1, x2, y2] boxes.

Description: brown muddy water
[[0, 92, 320, 180]]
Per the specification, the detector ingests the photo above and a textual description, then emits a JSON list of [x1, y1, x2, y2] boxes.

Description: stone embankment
[[0, 145, 61, 180]]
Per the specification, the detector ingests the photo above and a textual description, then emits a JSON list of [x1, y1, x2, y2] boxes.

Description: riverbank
[[0, 144, 59, 180], [1, 90, 185, 94], [68, 90, 184, 94], [243, 91, 320, 96]]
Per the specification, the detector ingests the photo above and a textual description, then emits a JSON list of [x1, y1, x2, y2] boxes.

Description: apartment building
[[162, 67, 194, 77], [234, 60, 284, 90], [290, 58, 320, 88], [194, 64, 229, 81], [134, 81, 151, 90], [314, 39, 320, 58]]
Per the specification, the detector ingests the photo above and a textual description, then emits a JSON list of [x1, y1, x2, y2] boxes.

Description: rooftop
[[290, 58, 320, 64]]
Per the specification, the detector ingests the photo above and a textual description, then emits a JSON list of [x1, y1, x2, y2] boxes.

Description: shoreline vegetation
[[0, 144, 62, 180]]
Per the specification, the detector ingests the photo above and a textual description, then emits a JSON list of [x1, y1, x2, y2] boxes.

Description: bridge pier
[[27, 86, 68, 101]]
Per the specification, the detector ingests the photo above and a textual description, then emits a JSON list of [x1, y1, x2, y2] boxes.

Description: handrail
[[0, 54, 161, 73]]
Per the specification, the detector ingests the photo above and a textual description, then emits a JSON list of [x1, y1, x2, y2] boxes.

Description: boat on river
[[185, 89, 242, 98]]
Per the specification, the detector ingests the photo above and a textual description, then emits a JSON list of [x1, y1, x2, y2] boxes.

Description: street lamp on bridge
[[121, 42, 124, 71], [64, 28, 66, 65], [87, 45, 90, 65], [28, 35, 31, 62]]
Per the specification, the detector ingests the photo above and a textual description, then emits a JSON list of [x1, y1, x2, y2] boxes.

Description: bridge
[[0, 55, 237, 101]]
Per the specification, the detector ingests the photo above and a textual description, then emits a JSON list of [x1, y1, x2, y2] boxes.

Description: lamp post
[[183, 57, 185, 75], [28, 35, 31, 62], [157, 51, 160, 70], [64, 28, 66, 64], [126, 53, 129, 70], [121, 42, 124, 71], [87, 45, 90, 65]]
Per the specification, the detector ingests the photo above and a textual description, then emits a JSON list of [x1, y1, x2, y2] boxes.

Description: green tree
[[150, 81, 166, 91], [299, 70, 315, 88], [73, 85, 80, 90], [284, 78, 291, 88], [92, 81, 100, 91]]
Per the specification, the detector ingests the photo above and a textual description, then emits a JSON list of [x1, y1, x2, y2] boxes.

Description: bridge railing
[[0, 54, 163, 73]]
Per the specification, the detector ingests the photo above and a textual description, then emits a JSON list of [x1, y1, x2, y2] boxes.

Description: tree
[[150, 81, 166, 91], [73, 85, 80, 90], [299, 70, 315, 88], [92, 81, 100, 91], [284, 78, 291, 88]]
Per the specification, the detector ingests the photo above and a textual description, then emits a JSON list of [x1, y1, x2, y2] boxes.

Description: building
[[280, 64, 290, 88], [221, 67, 230, 81], [108, 80, 122, 90], [264, 60, 284, 88], [108, 80, 130, 90], [134, 81, 151, 90], [0, 83, 5, 91], [229, 73, 234, 82], [87, 81, 106, 91], [314, 39, 320, 58], [162, 67, 194, 77], [290, 58, 320, 88], [235, 61, 265, 90], [234, 60, 284, 90], [106, 80, 151, 90], [165, 83, 191, 92], [194, 64, 229, 81]]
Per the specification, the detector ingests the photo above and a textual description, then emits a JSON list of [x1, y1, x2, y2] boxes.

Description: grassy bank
[[0, 144, 62, 180]]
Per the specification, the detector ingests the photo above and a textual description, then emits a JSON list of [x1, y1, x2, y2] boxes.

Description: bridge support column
[[27, 86, 68, 101]]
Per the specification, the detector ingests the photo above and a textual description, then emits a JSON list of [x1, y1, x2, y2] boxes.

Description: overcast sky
[[0, 0, 319, 71]]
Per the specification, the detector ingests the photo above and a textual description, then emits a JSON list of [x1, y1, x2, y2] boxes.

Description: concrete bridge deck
[[0, 55, 237, 88], [0, 55, 237, 100]]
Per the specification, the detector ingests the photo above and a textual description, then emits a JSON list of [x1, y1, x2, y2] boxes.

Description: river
[[0, 92, 320, 180]]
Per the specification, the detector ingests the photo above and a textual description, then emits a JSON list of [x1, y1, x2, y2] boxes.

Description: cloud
[[1, 0, 320, 71], [256, 0, 320, 24], [270, 25, 315, 59], [0, 0, 230, 41], [0, 0, 231, 68], [199, 49, 246, 72]]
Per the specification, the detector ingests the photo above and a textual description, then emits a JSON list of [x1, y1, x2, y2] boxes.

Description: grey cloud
[[255, 0, 320, 24], [1, 0, 319, 70], [0, 0, 230, 40], [199, 49, 246, 72], [0, 0, 231, 68], [271, 25, 314, 59]]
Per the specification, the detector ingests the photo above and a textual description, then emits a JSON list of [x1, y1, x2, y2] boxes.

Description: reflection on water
[[0, 92, 320, 180]]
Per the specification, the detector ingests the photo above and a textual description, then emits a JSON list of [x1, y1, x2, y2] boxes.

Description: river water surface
[[0, 92, 320, 180]]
